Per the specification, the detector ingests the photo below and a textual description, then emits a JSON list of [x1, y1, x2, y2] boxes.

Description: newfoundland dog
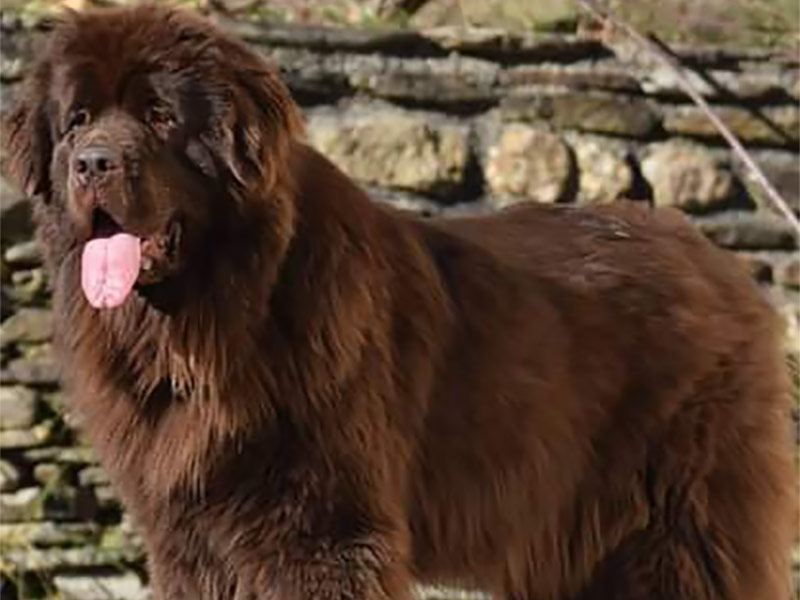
[[2, 7, 795, 600]]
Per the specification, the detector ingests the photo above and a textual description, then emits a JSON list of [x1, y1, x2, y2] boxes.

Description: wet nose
[[72, 146, 119, 185]]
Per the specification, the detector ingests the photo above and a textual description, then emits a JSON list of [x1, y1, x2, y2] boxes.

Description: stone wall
[[0, 12, 798, 600]]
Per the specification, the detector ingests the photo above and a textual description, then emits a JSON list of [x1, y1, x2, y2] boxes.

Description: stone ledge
[[24, 446, 96, 465], [669, 45, 799, 70], [54, 572, 150, 600], [218, 18, 610, 64], [0, 522, 101, 549], [634, 65, 799, 102], [500, 61, 641, 94], [693, 212, 799, 250], [421, 26, 608, 63], [611, 39, 798, 71], [219, 18, 447, 57], [664, 105, 800, 147], [261, 47, 501, 108], [0, 546, 143, 573], [0, 354, 60, 386], [0, 422, 53, 449], [500, 91, 661, 137]]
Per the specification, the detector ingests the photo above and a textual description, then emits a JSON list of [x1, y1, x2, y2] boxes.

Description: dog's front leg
[[147, 538, 232, 600], [228, 532, 413, 600], [221, 464, 414, 600], [278, 541, 412, 600]]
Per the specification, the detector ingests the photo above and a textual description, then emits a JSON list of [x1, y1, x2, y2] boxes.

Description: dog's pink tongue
[[81, 234, 141, 309]]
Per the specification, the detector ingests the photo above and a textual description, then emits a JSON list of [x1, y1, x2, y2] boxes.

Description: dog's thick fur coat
[[2, 7, 795, 599]]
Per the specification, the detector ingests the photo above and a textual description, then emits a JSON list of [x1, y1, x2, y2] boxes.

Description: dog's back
[[402, 201, 796, 598]]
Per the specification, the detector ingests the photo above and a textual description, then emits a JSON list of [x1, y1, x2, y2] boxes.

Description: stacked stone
[[0, 13, 797, 600]]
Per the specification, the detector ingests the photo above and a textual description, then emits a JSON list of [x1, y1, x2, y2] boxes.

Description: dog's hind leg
[[577, 397, 795, 600], [576, 501, 791, 600]]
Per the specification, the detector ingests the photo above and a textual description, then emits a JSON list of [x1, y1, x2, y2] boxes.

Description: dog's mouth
[[138, 216, 182, 287], [90, 208, 124, 238], [81, 208, 182, 309]]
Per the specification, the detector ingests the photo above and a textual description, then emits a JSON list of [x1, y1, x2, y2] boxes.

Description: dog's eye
[[65, 109, 90, 133], [147, 103, 176, 131]]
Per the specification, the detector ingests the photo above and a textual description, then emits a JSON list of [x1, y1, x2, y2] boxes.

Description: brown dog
[[2, 7, 795, 599]]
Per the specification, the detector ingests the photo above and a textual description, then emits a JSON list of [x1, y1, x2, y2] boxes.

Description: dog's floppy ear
[[1, 65, 54, 200], [216, 36, 304, 193]]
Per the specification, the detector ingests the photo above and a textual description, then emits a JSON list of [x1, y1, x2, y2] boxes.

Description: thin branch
[[576, 0, 800, 235]]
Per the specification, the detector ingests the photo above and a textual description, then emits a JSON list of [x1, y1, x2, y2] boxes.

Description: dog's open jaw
[[80, 209, 182, 309], [81, 209, 141, 309]]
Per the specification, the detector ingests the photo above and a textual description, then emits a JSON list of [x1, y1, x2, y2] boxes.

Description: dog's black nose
[[73, 146, 118, 185]]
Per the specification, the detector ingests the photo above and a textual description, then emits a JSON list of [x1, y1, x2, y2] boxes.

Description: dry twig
[[576, 0, 800, 234]]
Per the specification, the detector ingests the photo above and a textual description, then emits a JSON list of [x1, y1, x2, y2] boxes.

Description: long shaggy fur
[[2, 7, 796, 599]]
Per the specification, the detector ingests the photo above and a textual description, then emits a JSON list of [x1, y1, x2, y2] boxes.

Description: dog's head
[[2, 7, 302, 308]]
